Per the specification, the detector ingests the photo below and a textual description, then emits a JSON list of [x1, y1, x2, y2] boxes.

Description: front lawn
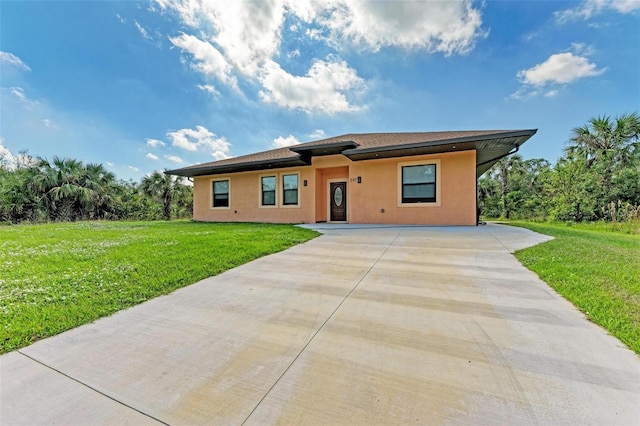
[[507, 221, 640, 355], [0, 221, 318, 354]]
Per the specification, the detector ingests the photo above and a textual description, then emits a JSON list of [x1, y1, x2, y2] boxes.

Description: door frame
[[327, 179, 348, 223]]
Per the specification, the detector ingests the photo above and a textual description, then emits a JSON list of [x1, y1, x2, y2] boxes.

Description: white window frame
[[397, 159, 441, 207]]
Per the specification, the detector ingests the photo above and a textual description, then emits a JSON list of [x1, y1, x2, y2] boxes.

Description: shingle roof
[[296, 130, 507, 149], [167, 130, 537, 178]]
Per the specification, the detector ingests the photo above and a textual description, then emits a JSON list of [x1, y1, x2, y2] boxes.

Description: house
[[166, 130, 537, 225]]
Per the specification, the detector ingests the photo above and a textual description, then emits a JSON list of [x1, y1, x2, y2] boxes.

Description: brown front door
[[330, 182, 347, 222]]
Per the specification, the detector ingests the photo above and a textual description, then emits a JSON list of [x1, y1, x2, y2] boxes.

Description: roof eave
[[475, 132, 538, 177], [290, 140, 359, 154], [342, 129, 537, 158], [166, 156, 307, 177], [166, 129, 538, 178]]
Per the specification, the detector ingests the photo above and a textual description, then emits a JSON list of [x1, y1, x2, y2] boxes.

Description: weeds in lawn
[[0, 221, 318, 353]]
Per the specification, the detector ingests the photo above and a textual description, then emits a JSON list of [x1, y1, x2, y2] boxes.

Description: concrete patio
[[1, 224, 639, 424]]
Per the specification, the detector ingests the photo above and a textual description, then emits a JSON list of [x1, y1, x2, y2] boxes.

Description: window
[[261, 176, 276, 206], [212, 179, 229, 208], [402, 164, 436, 203], [282, 174, 299, 205]]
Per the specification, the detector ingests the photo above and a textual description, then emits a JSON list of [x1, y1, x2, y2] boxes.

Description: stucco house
[[167, 130, 536, 225]]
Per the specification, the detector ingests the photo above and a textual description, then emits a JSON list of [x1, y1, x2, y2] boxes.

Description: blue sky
[[1, 0, 638, 181]]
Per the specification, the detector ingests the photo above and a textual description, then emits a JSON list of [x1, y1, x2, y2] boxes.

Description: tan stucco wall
[[347, 150, 476, 225], [193, 167, 316, 223], [192, 150, 477, 225]]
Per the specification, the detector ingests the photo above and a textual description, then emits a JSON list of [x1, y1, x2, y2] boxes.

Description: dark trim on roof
[[342, 130, 536, 157], [166, 130, 538, 178], [475, 132, 536, 177], [339, 130, 536, 178], [290, 140, 358, 157], [477, 144, 519, 168], [343, 142, 477, 162], [166, 156, 307, 177]]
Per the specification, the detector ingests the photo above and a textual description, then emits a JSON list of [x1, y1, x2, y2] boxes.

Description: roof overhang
[[290, 140, 358, 157], [166, 130, 537, 179], [342, 130, 537, 177], [166, 156, 308, 178]]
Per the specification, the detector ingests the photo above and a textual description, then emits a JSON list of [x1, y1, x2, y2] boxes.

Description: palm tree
[[140, 170, 187, 220], [31, 157, 102, 221], [565, 112, 640, 194], [83, 163, 116, 219], [0, 166, 43, 223]]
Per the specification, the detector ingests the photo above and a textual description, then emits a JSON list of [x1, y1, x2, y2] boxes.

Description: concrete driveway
[[2, 224, 639, 425]]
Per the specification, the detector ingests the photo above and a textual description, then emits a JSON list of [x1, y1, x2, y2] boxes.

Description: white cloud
[[509, 87, 538, 100], [309, 129, 325, 138], [272, 134, 300, 148], [611, 0, 640, 13], [197, 84, 220, 95], [0, 139, 37, 170], [165, 155, 184, 163], [555, 0, 640, 23], [0, 138, 16, 169], [169, 33, 239, 91], [512, 47, 605, 99], [166, 125, 231, 159], [146, 153, 159, 160], [288, 0, 486, 56], [42, 118, 52, 127], [0, 51, 31, 71], [518, 52, 605, 86], [10, 87, 38, 108], [106, 161, 115, 167], [116, 13, 126, 24], [10, 87, 27, 101], [128, 165, 140, 172], [146, 138, 166, 147], [570, 42, 596, 56], [134, 20, 152, 39], [259, 57, 365, 114], [154, 0, 486, 114], [159, 0, 285, 76]]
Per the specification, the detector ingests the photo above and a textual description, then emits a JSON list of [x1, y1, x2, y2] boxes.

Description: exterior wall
[[313, 159, 349, 222], [348, 150, 476, 225], [193, 167, 316, 223], [192, 150, 477, 225]]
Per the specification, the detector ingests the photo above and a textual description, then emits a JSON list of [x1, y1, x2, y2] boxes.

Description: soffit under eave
[[475, 135, 533, 177], [167, 157, 308, 177], [342, 141, 478, 162]]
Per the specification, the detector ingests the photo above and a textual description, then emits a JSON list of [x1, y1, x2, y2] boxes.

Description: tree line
[[0, 154, 192, 223], [479, 112, 640, 223], [2, 112, 638, 225]]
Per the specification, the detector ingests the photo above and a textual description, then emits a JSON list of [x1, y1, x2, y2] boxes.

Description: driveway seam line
[[483, 224, 513, 253], [240, 230, 402, 425], [16, 350, 168, 425]]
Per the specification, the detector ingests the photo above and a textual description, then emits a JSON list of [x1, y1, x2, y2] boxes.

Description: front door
[[330, 182, 347, 222]]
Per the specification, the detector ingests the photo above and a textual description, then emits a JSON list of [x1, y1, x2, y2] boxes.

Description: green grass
[[505, 221, 640, 354], [558, 219, 640, 235], [0, 221, 318, 354]]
